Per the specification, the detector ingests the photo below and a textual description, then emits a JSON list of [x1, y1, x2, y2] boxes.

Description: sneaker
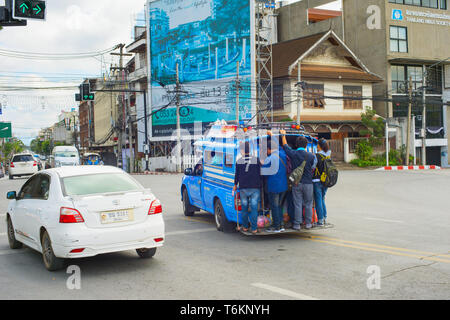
[[316, 220, 324, 226], [279, 227, 285, 232], [305, 224, 313, 229], [266, 227, 277, 233], [292, 225, 301, 231]]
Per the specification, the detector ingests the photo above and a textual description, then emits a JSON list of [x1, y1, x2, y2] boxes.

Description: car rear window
[[12, 155, 34, 162], [62, 173, 142, 196]]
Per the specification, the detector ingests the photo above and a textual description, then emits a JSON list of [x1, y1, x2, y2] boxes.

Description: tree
[[359, 109, 385, 147]]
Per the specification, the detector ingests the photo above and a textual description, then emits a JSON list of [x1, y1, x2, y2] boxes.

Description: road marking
[[0, 249, 26, 256], [365, 217, 404, 223], [166, 228, 217, 236], [0, 233, 6, 237], [251, 283, 318, 300], [182, 214, 450, 264]]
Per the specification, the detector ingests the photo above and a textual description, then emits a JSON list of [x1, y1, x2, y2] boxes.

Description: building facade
[[276, 0, 450, 166]]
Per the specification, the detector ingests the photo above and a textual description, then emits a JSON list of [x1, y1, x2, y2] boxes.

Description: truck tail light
[[33, 161, 37, 166], [148, 199, 162, 215], [10, 163, 14, 168], [234, 192, 242, 211], [60, 207, 85, 223]]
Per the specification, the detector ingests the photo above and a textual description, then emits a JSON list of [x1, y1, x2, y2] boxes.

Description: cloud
[[0, 0, 146, 144]]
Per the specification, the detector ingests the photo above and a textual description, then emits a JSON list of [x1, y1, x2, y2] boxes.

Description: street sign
[[13, 0, 45, 20], [0, 122, 12, 138]]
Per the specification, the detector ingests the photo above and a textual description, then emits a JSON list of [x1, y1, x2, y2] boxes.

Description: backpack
[[318, 154, 338, 188], [288, 160, 306, 187]]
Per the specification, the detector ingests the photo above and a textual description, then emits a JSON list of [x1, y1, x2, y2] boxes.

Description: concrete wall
[[277, 0, 344, 42], [93, 90, 119, 147]]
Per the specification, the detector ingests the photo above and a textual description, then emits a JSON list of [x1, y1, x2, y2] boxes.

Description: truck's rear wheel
[[214, 199, 235, 233]]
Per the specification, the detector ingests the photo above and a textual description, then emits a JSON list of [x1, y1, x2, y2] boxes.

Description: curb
[[375, 165, 441, 171]]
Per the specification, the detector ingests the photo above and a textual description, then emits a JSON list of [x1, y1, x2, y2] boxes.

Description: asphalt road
[[0, 170, 449, 300]]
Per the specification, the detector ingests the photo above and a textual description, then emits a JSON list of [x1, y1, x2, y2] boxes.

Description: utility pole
[[110, 44, 132, 170], [143, 91, 149, 172], [421, 65, 427, 166], [235, 61, 240, 123], [176, 63, 182, 173], [406, 77, 413, 166]]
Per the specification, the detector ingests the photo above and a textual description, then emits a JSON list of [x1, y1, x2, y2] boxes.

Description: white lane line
[[0, 249, 26, 256], [251, 283, 318, 300], [165, 228, 217, 236], [365, 217, 404, 223]]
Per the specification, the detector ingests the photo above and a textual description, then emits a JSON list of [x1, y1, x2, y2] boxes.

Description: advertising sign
[[147, 0, 254, 137]]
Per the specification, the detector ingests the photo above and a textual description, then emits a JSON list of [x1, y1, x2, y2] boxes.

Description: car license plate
[[100, 209, 133, 224]]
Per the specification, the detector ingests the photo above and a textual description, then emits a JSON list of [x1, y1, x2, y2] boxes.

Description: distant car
[[5, 166, 165, 271], [8, 153, 39, 180]]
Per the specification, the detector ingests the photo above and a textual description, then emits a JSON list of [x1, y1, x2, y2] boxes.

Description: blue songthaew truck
[[181, 121, 331, 235]]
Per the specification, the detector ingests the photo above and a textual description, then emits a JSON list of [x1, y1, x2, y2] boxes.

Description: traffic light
[[13, 0, 45, 20], [78, 84, 95, 101]]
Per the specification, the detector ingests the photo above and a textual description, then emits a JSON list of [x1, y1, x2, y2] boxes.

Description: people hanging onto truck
[[233, 141, 262, 234], [313, 139, 331, 226], [262, 131, 289, 233], [279, 130, 317, 230]]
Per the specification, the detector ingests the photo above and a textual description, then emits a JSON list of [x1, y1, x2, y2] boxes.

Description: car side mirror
[[184, 168, 193, 176], [7, 191, 16, 200]]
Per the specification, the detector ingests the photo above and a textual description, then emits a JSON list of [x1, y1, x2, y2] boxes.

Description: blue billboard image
[[148, 0, 254, 137]]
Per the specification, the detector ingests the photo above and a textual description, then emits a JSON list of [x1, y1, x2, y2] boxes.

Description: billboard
[[147, 0, 254, 138]]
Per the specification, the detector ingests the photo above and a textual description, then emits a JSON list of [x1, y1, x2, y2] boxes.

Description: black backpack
[[318, 154, 338, 188]]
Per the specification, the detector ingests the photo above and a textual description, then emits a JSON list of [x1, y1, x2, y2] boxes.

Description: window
[[62, 173, 142, 196], [343, 86, 363, 109], [18, 176, 39, 200], [32, 174, 51, 200], [389, 0, 444, 8], [303, 84, 325, 108], [12, 155, 34, 162], [390, 26, 408, 53], [205, 151, 223, 166], [391, 65, 423, 94], [273, 84, 284, 110]]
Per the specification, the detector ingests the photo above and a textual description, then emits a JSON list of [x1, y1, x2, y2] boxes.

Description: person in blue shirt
[[313, 139, 332, 226], [262, 132, 288, 233], [280, 129, 317, 230]]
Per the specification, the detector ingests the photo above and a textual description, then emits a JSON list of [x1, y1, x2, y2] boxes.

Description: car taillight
[[148, 199, 162, 215], [33, 161, 37, 166], [10, 163, 14, 168], [60, 207, 85, 223]]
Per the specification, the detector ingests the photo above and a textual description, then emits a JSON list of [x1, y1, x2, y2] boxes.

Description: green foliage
[[1, 139, 25, 164], [355, 140, 373, 161], [360, 109, 385, 147]]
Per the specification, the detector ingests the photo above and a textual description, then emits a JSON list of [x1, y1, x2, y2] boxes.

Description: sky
[[0, 0, 341, 146]]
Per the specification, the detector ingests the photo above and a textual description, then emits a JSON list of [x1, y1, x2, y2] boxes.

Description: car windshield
[[12, 155, 34, 162], [62, 173, 142, 196], [55, 151, 78, 157]]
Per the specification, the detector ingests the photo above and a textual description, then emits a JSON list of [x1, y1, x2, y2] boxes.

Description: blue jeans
[[292, 183, 314, 226], [240, 188, 260, 231], [268, 192, 286, 229], [313, 182, 328, 222]]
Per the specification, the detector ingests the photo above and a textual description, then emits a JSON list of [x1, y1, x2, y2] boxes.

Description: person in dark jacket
[[313, 139, 332, 226], [233, 141, 262, 234], [280, 130, 317, 230]]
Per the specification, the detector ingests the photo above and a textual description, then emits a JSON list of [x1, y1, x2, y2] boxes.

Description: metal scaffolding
[[255, 0, 276, 124]]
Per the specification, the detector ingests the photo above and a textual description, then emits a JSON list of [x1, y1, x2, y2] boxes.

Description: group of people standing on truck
[[233, 130, 332, 234]]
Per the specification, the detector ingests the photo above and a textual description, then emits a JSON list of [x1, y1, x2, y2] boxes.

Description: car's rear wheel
[[214, 199, 235, 233], [183, 188, 195, 217], [41, 231, 65, 271], [136, 248, 156, 259], [8, 175, 13, 180], [6, 216, 22, 249]]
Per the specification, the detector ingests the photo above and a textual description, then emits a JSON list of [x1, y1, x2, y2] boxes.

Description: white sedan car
[[5, 166, 165, 271]]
